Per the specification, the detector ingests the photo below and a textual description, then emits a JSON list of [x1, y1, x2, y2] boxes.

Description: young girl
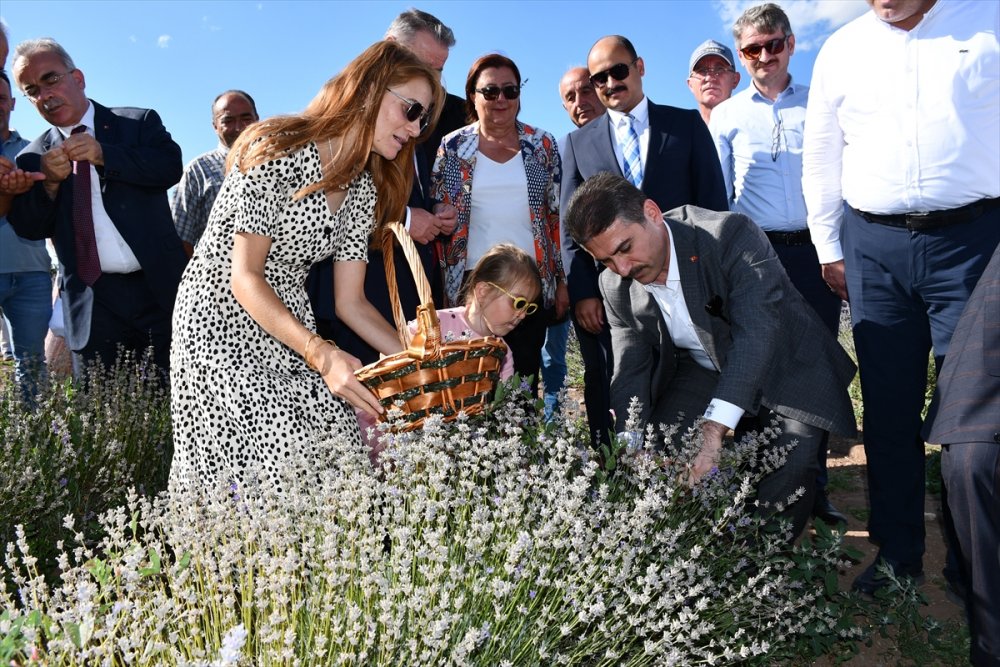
[[359, 243, 541, 444]]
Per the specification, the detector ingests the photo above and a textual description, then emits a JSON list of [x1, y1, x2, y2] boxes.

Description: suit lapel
[[92, 101, 116, 142], [582, 115, 624, 178]]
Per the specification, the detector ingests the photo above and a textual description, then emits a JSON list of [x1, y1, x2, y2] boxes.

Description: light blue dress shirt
[[709, 80, 809, 232]]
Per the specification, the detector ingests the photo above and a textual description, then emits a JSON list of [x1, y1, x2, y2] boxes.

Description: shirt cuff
[[404, 207, 412, 232], [703, 399, 744, 431]]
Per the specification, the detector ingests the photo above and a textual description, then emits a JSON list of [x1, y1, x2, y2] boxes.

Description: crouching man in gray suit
[[564, 173, 857, 538]]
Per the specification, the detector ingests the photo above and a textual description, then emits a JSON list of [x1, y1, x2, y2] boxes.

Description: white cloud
[[712, 0, 868, 51], [129, 35, 137, 43], [157, 35, 171, 49]]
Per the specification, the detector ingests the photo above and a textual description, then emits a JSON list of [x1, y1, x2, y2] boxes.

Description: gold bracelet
[[303, 333, 322, 370]]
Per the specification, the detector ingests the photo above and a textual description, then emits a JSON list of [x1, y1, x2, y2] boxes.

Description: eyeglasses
[[739, 36, 789, 61], [22, 69, 76, 102], [475, 84, 521, 101], [691, 66, 735, 79], [589, 60, 637, 87], [771, 116, 783, 161], [385, 88, 431, 133], [487, 282, 538, 314]]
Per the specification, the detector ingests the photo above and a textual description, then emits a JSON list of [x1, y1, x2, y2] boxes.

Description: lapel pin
[[690, 255, 698, 262]]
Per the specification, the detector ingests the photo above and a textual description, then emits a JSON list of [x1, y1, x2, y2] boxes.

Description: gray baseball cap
[[689, 39, 735, 72]]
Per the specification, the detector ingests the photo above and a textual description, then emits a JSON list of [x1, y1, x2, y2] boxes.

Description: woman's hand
[[313, 342, 384, 418]]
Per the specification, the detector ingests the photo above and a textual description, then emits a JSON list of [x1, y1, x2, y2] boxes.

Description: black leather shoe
[[812, 491, 848, 525], [852, 556, 925, 596]]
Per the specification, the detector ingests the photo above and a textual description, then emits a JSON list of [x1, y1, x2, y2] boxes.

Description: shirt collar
[[607, 95, 649, 128], [57, 101, 96, 138], [216, 140, 231, 155], [2, 129, 24, 148], [750, 75, 798, 103]]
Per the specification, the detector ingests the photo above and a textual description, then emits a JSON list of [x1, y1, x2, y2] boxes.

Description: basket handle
[[380, 221, 441, 360]]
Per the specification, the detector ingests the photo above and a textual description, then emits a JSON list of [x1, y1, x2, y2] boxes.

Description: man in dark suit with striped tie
[[8, 38, 185, 373]]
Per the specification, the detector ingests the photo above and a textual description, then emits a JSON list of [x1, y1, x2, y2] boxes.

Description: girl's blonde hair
[[228, 40, 445, 230], [461, 244, 542, 304]]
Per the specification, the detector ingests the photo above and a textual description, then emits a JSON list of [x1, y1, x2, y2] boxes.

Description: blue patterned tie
[[621, 114, 642, 187]]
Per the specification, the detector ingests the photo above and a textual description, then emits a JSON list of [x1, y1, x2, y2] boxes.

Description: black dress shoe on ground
[[812, 491, 848, 525], [852, 556, 925, 596]]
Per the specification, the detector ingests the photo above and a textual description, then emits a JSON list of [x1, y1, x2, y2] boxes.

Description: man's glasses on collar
[[386, 88, 431, 133], [739, 36, 789, 61], [589, 59, 638, 87]]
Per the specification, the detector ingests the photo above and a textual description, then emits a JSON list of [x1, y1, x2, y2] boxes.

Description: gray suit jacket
[[600, 206, 857, 437]]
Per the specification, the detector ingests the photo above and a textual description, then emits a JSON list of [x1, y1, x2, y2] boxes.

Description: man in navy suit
[[561, 34, 727, 446], [8, 38, 185, 373]]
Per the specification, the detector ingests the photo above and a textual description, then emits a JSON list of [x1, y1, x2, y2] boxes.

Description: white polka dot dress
[[169, 142, 376, 492]]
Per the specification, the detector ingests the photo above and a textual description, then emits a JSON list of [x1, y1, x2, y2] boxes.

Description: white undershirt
[[467, 151, 534, 266], [642, 221, 745, 430], [58, 102, 141, 274]]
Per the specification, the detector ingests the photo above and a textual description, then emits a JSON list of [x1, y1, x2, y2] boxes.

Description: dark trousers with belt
[[842, 203, 1000, 568], [573, 318, 613, 448]]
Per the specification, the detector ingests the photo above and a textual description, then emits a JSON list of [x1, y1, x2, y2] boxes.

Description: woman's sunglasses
[[739, 36, 789, 61], [487, 282, 538, 314], [589, 60, 636, 87], [386, 88, 431, 133], [475, 84, 521, 101]]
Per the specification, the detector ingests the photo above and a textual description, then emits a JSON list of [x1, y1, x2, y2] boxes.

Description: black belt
[[851, 197, 1000, 232], [765, 228, 811, 246]]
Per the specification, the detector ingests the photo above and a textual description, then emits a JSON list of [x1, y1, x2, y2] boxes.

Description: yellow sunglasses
[[487, 282, 538, 314]]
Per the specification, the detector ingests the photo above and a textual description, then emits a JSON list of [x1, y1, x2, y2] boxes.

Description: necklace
[[326, 138, 349, 190]]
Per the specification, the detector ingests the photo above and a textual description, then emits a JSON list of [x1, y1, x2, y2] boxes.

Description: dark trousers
[[942, 442, 1000, 667], [656, 352, 821, 540], [842, 204, 1000, 567], [769, 237, 843, 495], [573, 319, 613, 448], [77, 271, 172, 375], [503, 304, 554, 397]]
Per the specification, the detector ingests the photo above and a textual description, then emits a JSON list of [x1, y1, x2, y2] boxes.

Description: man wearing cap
[[561, 34, 727, 446], [709, 3, 846, 527], [686, 39, 740, 125], [803, 0, 1000, 595]]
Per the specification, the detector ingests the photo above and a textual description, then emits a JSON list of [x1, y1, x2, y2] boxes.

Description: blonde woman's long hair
[[229, 41, 445, 229]]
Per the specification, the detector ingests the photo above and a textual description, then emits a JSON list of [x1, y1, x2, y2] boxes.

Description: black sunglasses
[[739, 36, 789, 61], [386, 88, 431, 133], [475, 84, 520, 101], [589, 59, 637, 87]]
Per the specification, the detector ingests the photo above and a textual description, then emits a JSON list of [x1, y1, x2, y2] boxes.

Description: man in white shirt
[[711, 3, 847, 527], [802, 0, 1000, 596], [565, 173, 857, 540]]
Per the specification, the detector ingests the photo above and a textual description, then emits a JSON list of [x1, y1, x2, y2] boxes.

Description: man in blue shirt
[[709, 3, 846, 526], [0, 70, 52, 400]]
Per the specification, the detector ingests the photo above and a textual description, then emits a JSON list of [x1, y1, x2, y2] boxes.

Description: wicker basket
[[354, 221, 507, 431]]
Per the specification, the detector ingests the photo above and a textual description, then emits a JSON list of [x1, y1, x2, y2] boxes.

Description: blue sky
[[2, 0, 868, 164]]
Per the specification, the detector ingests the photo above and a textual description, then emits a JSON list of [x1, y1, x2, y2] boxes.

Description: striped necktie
[[620, 114, 643, 187]]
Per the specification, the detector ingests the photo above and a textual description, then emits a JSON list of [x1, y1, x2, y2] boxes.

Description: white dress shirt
[[643, 221, 744, 430], [802, 0, 1000, 264], [58, 102, 142, 274], [606, 96, 650, 187]]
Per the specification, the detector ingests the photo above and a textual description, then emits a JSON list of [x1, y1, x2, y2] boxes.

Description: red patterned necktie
[[71, 125, 101, 286]]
